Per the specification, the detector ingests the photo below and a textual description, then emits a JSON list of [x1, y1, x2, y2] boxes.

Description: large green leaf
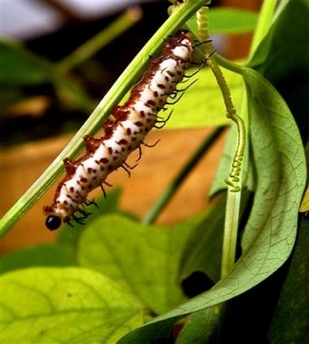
[[77, 214, 198, 315], [241, 68, 306, 248], [118, 68, 306, 344], [0, 267, 143, 343]]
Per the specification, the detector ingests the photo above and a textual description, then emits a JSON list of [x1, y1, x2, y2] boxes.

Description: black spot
[[181, 271, 214, 298]]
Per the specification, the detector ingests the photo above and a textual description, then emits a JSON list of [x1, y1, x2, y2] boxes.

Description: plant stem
[[142, 126, 226, 225], [214, 54, 244, 75], [57, 7, 142, 73]]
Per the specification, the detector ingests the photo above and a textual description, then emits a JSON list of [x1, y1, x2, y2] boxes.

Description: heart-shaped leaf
[[0, 267, 143, 343], [77, 214, 198, 315]]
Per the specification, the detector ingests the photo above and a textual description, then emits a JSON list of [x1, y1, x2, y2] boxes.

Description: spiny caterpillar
[[44, 30, 194, 230]]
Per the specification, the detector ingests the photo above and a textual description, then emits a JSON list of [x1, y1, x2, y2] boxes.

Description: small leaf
[[0, 267, 143, 343], [165, 65, 243, 129], [78, 214, 196, 315]]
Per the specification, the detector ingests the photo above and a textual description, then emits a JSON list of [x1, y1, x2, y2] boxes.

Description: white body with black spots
[[44, 30, 194, 230]]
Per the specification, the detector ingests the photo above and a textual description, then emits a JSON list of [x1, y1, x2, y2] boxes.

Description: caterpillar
[[43, 30, 194, 230]]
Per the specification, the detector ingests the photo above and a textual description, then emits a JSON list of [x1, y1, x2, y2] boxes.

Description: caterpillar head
[[45, 215, 62, 231], [43, 205, 66, 230]]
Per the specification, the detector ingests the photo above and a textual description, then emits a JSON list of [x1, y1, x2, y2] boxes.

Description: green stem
[[57, 7, 142, 73], [142, 126, 226, 225], [0, 0, 206, 237], [214, 54, 244, 75]]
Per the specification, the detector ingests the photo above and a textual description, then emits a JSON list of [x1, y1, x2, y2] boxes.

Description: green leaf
[[78, 214, 196, 315], [268, 218, 309, 343], [165, 65, 243, 129], [241, 68, 306, 248], [118, 68, 306, 344], [0, 244, 74, 275], [0, 267, 143, 343]]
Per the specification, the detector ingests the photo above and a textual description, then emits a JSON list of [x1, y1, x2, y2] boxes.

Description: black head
[[45, 215, 62, 231]]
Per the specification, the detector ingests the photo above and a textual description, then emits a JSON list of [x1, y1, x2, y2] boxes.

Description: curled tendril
[[225, 154, 244, 192], [196, 4, 246, 194]]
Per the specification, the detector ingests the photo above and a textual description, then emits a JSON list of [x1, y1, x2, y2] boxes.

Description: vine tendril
[[196, 5, 246, 193]]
